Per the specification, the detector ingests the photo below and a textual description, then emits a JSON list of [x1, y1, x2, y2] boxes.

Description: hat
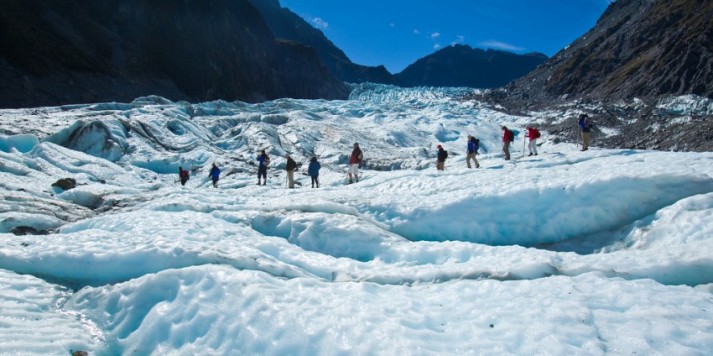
[[437, 144, 442, 148]]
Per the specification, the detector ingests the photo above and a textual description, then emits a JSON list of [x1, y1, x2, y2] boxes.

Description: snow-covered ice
[[1, 84, 712, 355]]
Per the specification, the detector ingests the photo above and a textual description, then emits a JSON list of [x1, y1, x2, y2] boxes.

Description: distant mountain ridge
[[0, 0, 560, 108], [0, 0, 349, 108], [393, 45, 547, 88], [505, 0, 713, 102], [247, 0, 393, 84], [248, 1, 546, 88]]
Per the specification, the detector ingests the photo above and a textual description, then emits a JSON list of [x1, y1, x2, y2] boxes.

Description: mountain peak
[[506, 0, 713, 102], [394, 45, 547, 88]]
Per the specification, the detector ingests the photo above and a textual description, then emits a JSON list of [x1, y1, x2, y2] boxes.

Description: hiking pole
[[576, 123, 581, 149], [522, 133, 526, 158]]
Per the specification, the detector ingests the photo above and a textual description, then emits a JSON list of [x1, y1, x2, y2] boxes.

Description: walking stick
[[576, 123, 581, 149], [522, 133, 526, 158]]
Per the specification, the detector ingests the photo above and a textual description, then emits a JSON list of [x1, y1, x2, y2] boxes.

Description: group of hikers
[[434, 114, 592, 168], [435, 125, 539, 169], [178, 163, 221, 187], [177, 115, 592, 188], [176, 142, 363, 189], [499, 125, 541, 161]]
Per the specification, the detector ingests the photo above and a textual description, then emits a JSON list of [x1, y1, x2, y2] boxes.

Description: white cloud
[[434, 43, 442, 49], [413, 29, 420, 35], [478, 40, 524, 52], [311, 17, 329, 30], [451, 35, 466, 46], [430, 32, 440, 39]]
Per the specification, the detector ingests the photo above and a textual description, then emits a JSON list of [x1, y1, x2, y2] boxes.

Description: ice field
[[1, 84, 712, 354]]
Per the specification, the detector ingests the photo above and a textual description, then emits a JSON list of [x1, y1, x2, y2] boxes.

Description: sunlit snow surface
[[1, 84, 713, 354]]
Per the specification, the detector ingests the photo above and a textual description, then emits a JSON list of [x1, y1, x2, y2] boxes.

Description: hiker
[[502, 126, 514, 160], [466, 135, 480, 168], [348, 142, 363, 184], [526, 126, 541, 156], [436, 144, 448, 170], [178, 166, 189, 186], [208, 163, 221, 188], [285, 154, 297, 189], [578, 114, 592, 151], [257, 149, 270, 185], [308, 156, 321, 188]]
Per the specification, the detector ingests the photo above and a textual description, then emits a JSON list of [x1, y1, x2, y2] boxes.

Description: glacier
[[1, 84, 712, 355]]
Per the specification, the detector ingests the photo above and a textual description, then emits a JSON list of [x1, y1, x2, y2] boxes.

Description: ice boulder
[[0, 134, 39, 153]]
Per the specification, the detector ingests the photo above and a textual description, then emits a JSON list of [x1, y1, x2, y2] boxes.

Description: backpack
[[444, 150, 448, 159], [533, 129, 541, 139], [473, 138, 480, 151], [508, 130, 515, 142]]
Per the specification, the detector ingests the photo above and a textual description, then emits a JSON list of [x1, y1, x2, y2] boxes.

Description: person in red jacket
[[348, 142, 363, 184], [178, 166, 189, 186], [501, 126, 513, 160], [526, 126, 540, 156]]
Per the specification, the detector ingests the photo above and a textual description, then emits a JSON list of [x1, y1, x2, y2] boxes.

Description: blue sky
[[279, 0, 612, 73]]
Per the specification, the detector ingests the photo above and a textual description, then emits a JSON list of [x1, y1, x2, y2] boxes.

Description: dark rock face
[[506, 0, 713, 103], [0, 0, 349, 108], [247, 0, 393, 84], [52, 178, 77, 191], [471, 0, 713, 153], [394, 45, 547, 88]]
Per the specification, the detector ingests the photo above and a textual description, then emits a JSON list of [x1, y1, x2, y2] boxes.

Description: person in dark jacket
[[502, 126, 513, 160], [178, 166, 189, 186], [308, 156, 321, 188], [578, 114, 592, 151], [436, 144, 448, 170], [285, 154, 297, 189], [208, 163, 221, 188], [348, 143, 363, 184], [466, 135, 480, 168], [257, 149, 270, 185]]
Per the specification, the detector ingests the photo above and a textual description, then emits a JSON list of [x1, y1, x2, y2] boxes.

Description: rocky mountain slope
[[504, 0, 713, 103], [463, 0, 713, 153], [394, 45, 547, 88], [248, 1, 545, 88], [247, 0, 393, 84], [0, 0, 349, 108]]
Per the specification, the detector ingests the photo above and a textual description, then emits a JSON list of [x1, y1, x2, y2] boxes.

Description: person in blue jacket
[[308, 156, 321, 188], [578, 114, 592, 151], [466, 135, 480, 168], [257, 149, 270, 185], [208, 163, 221, 188]]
